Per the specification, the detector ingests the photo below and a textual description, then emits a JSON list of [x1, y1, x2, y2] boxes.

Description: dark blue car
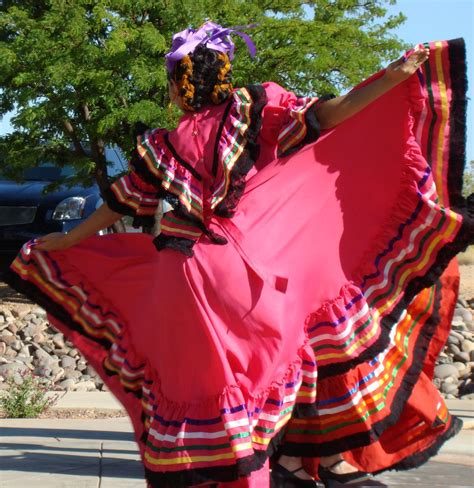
[[0, 151, 127, 272]]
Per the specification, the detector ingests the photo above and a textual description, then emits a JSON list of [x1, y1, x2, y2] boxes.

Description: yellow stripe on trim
[[434, 41, 449, 205], [144, 450, 238, 465]]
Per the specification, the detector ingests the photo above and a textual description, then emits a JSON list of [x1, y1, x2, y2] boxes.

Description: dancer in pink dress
[[6, 22, 471, 487]]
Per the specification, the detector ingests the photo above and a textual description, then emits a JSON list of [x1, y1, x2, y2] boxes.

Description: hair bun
[[173, 46, 233, 111]]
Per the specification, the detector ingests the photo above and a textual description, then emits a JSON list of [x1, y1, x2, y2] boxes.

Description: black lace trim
[[213, 84, 267, 218], [447, 38, 468, 208], [374, 415, 463, 474], [153, 234, 195, 257]]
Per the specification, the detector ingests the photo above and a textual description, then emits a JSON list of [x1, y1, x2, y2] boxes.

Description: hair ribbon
[[165, 21, 257, 72]]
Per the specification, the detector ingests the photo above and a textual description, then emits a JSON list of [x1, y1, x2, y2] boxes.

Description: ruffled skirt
[[6, 39, 472, 487]]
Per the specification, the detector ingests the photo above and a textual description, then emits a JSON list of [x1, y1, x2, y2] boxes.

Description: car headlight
[[52, 197, 86, 220]]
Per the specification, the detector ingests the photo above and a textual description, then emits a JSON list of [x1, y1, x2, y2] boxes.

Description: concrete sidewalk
[[0, 394, 473, 488]]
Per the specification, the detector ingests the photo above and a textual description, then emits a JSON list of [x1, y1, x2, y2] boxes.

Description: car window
[[0, 147, 127, 181], [23, 164, 76, 181]]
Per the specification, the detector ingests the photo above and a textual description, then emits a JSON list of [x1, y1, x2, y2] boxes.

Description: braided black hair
[[170, 45, 233, 111]]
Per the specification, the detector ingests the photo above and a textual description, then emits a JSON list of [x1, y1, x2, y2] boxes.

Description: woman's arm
[[34, 203, 123, 251], [315, 47, 430, 130]]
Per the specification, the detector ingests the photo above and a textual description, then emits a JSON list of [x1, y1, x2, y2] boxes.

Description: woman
[[6, 22, 471, 487]]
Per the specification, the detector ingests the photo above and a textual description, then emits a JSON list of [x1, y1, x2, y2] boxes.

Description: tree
[[463, 160, 474, 198], [0, 0, 406, 191]]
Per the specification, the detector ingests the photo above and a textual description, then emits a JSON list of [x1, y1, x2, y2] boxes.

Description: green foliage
[[463, 160, 474, 198], [0, 1, 406, 189], [0, 370, 58, 418]]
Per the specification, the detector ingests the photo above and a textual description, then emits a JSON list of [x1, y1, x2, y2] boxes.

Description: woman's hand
[[34, 232, 74, 252], [384, 47, 430, 83], [31, 203, 123, 252]]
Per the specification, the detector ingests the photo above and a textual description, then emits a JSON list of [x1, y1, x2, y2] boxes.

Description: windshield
[[1, 148, 127, 182], [23, 165, 75, 181]]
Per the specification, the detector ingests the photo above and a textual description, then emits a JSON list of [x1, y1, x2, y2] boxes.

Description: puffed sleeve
[[104, 168, 161, 228], [260, 81, 334, 157], [104, 127, 212, 256]]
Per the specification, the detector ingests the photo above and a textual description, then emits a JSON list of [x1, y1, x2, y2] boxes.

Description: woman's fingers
[[33, 233, 68, 251]]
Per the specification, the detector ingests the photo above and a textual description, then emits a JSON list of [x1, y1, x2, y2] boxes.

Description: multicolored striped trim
[[211, 85, 267, 218], [306, 165, 462, 376], [105, 171, 159, 219], [277, 95, 322, 157], [6, 244, 317, 484], [135, 129, 205, 220], [158, 210, 203, 244], [283, 283, 453, 457]]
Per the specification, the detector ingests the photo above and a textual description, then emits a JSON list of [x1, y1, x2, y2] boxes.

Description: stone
[[68, 348, 79, 358], [31, 307, 47, 317], [460, 308, 473, 324], [74, 380, 97, 392], [470, 350, 474, 362], [0, 362, 29, 378], [19, 345, 31, 357], [457, 297, 469, 308], [51, 367, 65, 382], [33, 365, 51, 377], [453, 362, 467, 374], [0, 342, 6, 356], [1, 334, 16, 346], [21, 323, 42, 338], [434, 364, 459, 379], [59, 379, 77, 391], [16, 355, 33, 365], [449, 330, 465, 342], [52, 333, 65, 349], [32, 332, 47, 344], [448, 344, 461, 355], [61, 356, 76, 369], [454, 352, 470, 363], [10, 340, 22, 352], [4, 348, 17, 359], [85, 365, 98, 377], [447, 335, 460, 346], [77, 360, 88, 372], [64, 369, 82, 380], [461, 340, 474, 353], [6, 323, 18, 334]]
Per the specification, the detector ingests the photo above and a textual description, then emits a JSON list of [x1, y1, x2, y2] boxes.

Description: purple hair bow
[[165, 21, 257, 73]]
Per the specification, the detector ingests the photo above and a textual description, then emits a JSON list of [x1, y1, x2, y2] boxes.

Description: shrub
[[0, 370, 59, 418]]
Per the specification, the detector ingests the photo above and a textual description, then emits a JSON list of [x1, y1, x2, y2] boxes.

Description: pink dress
[[7, 39, 472, 487]]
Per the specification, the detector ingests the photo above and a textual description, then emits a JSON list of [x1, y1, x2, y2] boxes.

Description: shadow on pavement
[[0, 426, 135, 442]]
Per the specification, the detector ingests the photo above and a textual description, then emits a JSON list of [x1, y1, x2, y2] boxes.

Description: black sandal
[[318, 460, 374, 486], [271, 462, 324, 487]]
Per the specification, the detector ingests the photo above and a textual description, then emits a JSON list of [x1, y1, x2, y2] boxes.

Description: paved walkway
[[0, 394, 473, 487]]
